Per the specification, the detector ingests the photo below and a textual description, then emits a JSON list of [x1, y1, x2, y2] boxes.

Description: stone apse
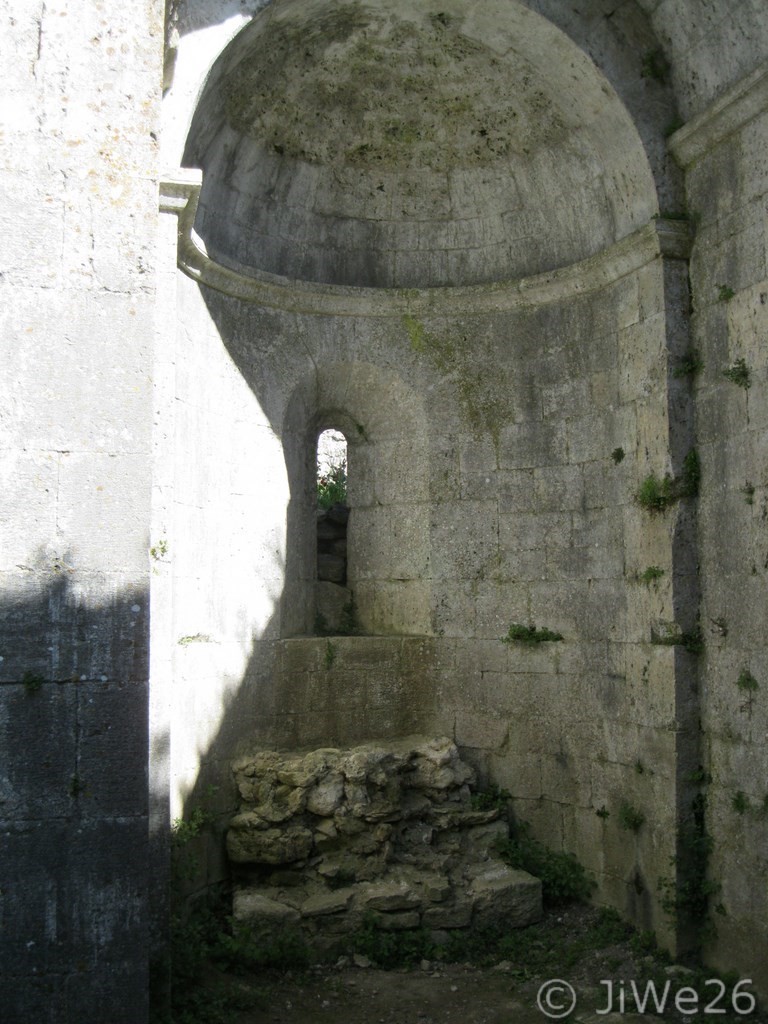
[[3, 0, 768, 1019]]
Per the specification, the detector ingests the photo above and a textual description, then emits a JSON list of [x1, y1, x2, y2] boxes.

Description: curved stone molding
[[160, 171, 691, 316], [669, 60, 768, 169]]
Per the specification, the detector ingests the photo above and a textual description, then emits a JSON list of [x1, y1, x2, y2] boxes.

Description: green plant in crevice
[[150, 538, 169, 560], [717, 284, 736, 303], [636, 450, 701, 512], [337, 597, 358, 636], [315, 598, 358, 638], [636, 473, 676, 513], [618, 802, 645, 832], [495, 821, 595, 906], [178, 633, 212, 646], [672, 349, 704, 379], [680, 448, 701, 498], [659, 789, 719, 943], [641, 47, 669, 83], [470, 784, 511, 813], [22, 670, 44, 694], [732, 791, 750, 815], [686, 766, 712, 786], [736, 669, 759, 691], [611, 447, 625, 464], [651, 624, 703, 655], [636, 566, 665, 585], [69, 775, 86, 798], [741, 482, 755, 505], [723, 358, 751, 389], [663, 117, 684, 138], [595, 805, 610, 820], [324, 639, 336, 670], [501, 622, 563, 646]]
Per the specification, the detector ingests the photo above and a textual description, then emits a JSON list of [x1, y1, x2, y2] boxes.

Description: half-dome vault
[[183, 0, 659, 289]]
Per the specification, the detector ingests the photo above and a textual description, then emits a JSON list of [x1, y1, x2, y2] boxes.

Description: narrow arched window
[[315, 429, 353, 634]]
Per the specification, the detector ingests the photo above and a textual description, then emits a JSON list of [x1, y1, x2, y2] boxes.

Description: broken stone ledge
[[227, 736, 542, 945]]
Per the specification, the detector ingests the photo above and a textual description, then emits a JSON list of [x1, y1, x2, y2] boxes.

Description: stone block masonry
[[227, 737, 541, 947], [0, 0, 163, 1020]]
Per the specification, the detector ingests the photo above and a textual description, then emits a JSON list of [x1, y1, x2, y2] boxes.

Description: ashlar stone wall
[[0, 1, 163, 1020], [162, 192, 692, 952], [670, 66, 768, 993]]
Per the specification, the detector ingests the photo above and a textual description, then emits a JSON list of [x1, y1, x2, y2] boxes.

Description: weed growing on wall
[[672, 349, 703, 379], [495, 822, 595, 906], [150, 538, 169, 560], [742, 482, 755, 504], [717, 284, 736, 302], [651, 627, 704, 655], [501, 623, 563, 646], [732, 791, 750, 814], [736, 669, 759, 691], [680, 449, 701, 497], [636, 566, 665, 585], [22, 670, 44, 694], [659, 790, 721, 944], [636, 473, 676, 512], [470, 784, 511, 813], [641, 47, 669, 82], [618, 802, 645, 832], [723, 358, 751, 389], [611, 447, 625, 463]]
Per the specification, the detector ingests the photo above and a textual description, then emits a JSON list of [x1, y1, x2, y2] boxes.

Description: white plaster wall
[[0, 0, 163, 1018], [164, 275, 289, 819]]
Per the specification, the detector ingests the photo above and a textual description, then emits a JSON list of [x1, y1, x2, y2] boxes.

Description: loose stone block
[[358, 880, 422, 912], [233, 891, 301, 926], [227, 824, 314, 865], [422, 902, 473, 929], [468, 864, 542, 929], [306, 773, 345, 816], [301, 889, 354, 917]]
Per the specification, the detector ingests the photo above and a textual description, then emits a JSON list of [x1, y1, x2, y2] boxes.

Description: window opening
[[315, 430, 353, 634]]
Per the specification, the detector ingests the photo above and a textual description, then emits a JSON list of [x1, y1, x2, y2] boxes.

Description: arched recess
[[181, 0, 662, 289], [166, 0, 699, 955], [281, 361, 430, 639]]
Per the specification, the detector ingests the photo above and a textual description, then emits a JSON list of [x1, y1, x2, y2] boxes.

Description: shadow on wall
[[0, 567, 153, 1024]]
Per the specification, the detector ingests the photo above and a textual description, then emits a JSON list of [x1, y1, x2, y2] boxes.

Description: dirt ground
[[188, 904, 763, 1024], [242, 962, 538, 1024]]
